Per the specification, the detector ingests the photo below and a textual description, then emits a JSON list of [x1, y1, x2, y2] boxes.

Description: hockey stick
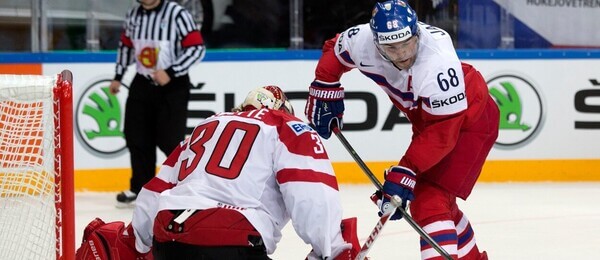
[[355, 194, 402, 260], [332, 127, 453, 260]]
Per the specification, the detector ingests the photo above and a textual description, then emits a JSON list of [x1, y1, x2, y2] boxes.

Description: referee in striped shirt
[[109, 0, 205, 206]]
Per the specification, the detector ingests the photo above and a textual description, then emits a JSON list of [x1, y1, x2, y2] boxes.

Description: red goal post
[[0, 70, 74, 260]]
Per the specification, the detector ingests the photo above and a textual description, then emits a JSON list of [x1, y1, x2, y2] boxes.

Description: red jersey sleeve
[[314, 34, 353, 83]]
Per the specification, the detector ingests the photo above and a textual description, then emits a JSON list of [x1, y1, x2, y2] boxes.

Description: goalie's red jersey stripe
[[261, 112, 329, 160], [277, 168, 339, 191], [162, 144, 184, 167], [143, 177, 176, 193]]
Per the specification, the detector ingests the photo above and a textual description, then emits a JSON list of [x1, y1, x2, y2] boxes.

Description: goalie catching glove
[[304, 81, 345, 139], [75, 218, 152, 260], [371, 166, 417, 220]]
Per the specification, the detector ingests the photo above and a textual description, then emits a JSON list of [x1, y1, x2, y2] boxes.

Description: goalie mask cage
[[0, 70, 74, 260]]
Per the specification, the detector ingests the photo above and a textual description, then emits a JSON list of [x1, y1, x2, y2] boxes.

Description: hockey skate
[[116, 190, 137, 208]]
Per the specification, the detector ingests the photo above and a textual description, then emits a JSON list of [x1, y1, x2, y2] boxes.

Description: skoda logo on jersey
[[487, 74, 545, 148], [75, 79, 129, 156], [431, 92, 466, 109]]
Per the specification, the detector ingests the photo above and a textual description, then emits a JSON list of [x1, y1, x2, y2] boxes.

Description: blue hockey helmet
[[370, 0, 419, 45]]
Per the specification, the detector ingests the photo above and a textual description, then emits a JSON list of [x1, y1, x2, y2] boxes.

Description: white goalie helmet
[[233, 85, 294, 115]]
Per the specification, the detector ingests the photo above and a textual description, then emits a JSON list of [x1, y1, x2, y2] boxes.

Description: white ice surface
[[75, 183, 600, 259]]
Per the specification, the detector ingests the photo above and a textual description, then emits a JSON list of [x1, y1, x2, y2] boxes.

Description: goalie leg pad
[[75, 218, 152, 260], [334, 217, 361, 260], [76, 218, 111, 260]]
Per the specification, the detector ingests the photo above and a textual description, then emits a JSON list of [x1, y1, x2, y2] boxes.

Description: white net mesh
[[0, 75, 58, 259]]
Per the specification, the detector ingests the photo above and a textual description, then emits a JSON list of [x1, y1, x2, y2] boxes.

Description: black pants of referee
[[124, 73, 190, 194]]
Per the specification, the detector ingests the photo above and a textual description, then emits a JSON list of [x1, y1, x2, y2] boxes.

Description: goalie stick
[[331, 126, 453, 260]]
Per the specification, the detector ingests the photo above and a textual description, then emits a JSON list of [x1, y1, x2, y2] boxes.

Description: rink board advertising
[[1, 50, 599, 190]]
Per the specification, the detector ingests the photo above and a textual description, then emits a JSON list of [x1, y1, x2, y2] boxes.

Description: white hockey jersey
[[132, 108, 348, 258], [312, 22, 491, 177], [333, 22, 467, 117]]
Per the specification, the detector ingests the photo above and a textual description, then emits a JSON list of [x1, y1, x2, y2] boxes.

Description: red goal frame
[[54, 70, 74, 260]]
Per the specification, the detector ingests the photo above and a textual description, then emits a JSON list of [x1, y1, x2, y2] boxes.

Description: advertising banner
[[36, 54, 600, 189], [494, 0, 600, 47], [458, 0, 600, 48]]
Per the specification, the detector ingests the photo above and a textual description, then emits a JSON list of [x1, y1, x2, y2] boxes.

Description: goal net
[[0, 71, 74, 260]]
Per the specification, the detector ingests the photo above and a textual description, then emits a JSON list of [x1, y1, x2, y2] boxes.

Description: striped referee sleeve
[[170, 8, 205, 77], [114, 8, 137, 81]]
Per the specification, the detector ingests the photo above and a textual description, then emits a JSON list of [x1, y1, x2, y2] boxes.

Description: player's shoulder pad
[[285, 120, 314, 136], [341, 23, 371, 37], [417, 21, 452, 41], [335, 23, 372, 67], [338, 24, 371, 46], [269, 109, 314, 136]]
